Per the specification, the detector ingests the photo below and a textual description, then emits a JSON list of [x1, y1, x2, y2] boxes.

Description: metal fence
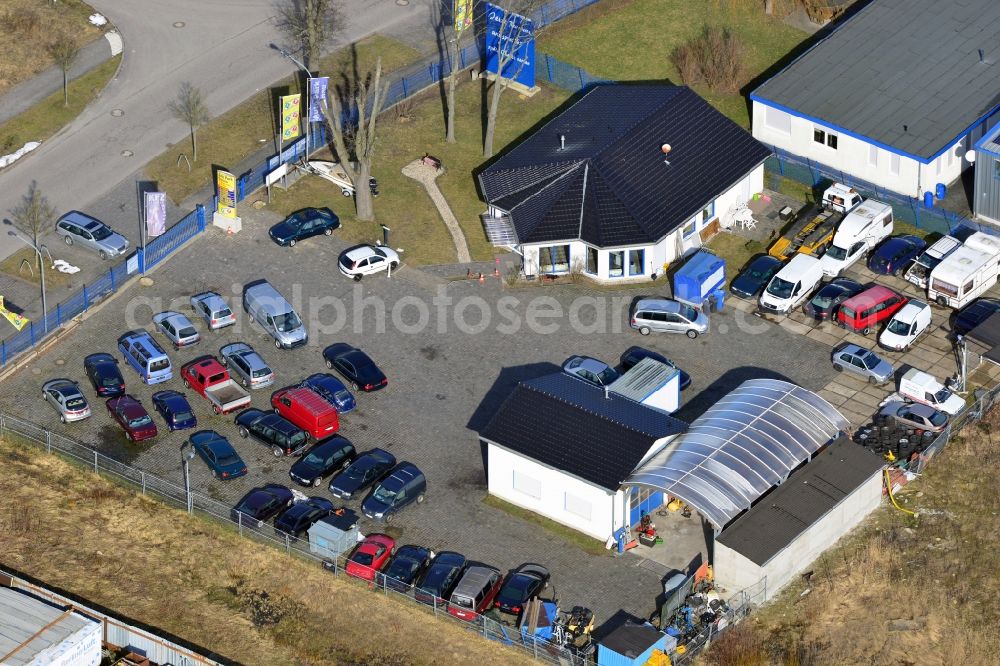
[[670, 578, 767, 666], [903, 379, 1000, 474]]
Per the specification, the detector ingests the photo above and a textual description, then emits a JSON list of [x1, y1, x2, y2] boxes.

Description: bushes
[[669, 26, 745, 93]]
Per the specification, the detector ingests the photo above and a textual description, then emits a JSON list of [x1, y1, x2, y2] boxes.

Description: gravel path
[[402, 159, 472, 263]]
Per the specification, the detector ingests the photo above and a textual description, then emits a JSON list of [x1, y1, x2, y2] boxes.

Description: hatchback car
[[831, 343, 894, 385], [415, 551, 467, 605], [190, 291, 236, 330], [322, 343, 388, 392], [868, 235, 927, 276], [56, 211, 129, 259], [299, 373, 356, 413], [618, 346, 692, 390], [362, 462, 426, 523], [730, 255, 783, 300], [189, 430, 247, 480], [802, 277, 864, 320], [235, 408, 309, 457], [346, 533, 396, 581], [83, 353, 125, 397], [879, 401, 949, 433], [274, 497, 335, 539], [230, 484, 294, 528], [562, 356, 619, 387], [952, 297, 1000, 337], [384, 544, 434, 593], [338, 244, 400, 280], [152, 311, 200, 349], [495, 563, 550, 616], [879, 300, 932, 351], [41, 378, 91, 423], [219, 342, 274, 389], [151, 390, 197, 430], [106, 395, 158, 441], [288, 436, 356, 487], [630, 298, 709, 338], [448, 565, 503, 622], [329, 448, 396, 499], [269, 207, 340, 247]]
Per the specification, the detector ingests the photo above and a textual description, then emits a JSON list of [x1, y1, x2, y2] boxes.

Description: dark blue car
[[151, 390, 197, 430], [322, 343, 387, 392], [83, 353, 125, 397], [868, 235, 927, 275], [300, 373, 356, 413], [274, 497, 334, 539], [189, 430, 247, 480], [361, 462, 426, 523], [730, 255, 783, 300], [269, 207, 340, 247], [288, 436, 356, 487], [230, 484, 294, 528], [329, 448, 396, 499], [802, 277, 864, 320], [383, 544, 433, 592]]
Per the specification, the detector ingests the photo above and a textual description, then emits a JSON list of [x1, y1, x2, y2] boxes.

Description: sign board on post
[[308, 78, 328, 122], [484, 4, 535, 89], [216, 170, 237, 219], [280, 94, 301, 141], [454, 0, 473, 31], [144, 191, 166, 237]]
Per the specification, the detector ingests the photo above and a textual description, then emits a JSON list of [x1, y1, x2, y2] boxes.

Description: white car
[[152, 311, 200, 349], [878, 300, 932, 351], [338, 245, 400, 281], [190, 291, 236, 330]]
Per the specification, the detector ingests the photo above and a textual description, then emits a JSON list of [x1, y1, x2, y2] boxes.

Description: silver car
[[41, 378, 92, 423], [630, 298, 709, 338], [879, 401, 948, 433], [220, 342, 275, 389], [152, 311, 200, 349], [562, 356, 619, 387], [190, 291, 236, 330], [55, 211, 129, 260], [831, 343, 894, 385]]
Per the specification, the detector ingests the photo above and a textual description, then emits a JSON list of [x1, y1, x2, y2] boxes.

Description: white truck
[[927, 232, 1000, 309], [819, 200, 894, 277], [898, 368, 965, 415], [758, 253, 824, 315], [904, 235, 961, 288]]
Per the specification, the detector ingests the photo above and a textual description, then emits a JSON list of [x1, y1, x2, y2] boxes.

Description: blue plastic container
[[923, 191, 934, 208], [936, 182, 946, 199]]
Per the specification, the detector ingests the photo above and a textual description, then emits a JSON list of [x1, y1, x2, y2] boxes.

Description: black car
[[414, 551, 467, 605], [268, 207, 340, 247], [329, 448, 396, 499], [494, 563, 550, 615], [383, 544, 434, 592], [288, 436, 357, 487], [83, 352, 125, 397], [322, 343, 388, 392], [274, 497, 335, 539], [235, 408, 309, 457], [151, 390, 197, 430], [802, 277, 865, 320], [618, 346, 692, 390], [230, 483, 294, 528], [730, 255, 783, 300], [953, 298, 1000, 337], [361, 462, 426, 523]]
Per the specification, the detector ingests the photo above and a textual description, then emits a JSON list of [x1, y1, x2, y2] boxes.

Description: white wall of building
[[713, 470, 883, 600]]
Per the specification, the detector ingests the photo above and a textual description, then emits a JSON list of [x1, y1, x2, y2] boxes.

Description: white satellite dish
[[661, 143, 672, 154], [965, 149, 977, 163]]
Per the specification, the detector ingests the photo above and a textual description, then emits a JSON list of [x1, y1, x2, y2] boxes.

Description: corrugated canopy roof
[[623, 379, 849, 529]]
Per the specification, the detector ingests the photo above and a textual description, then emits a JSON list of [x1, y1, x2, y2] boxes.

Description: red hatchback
[[106, 395, 158, 441], [346, 533, 395, 581], [836, 285, 907, 335]]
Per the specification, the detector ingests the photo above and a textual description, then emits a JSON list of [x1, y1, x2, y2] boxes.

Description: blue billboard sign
[[484, 4, 535, 88]]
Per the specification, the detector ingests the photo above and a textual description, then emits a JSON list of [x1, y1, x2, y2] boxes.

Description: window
[[994, 158, 1000, 180], [682, 219, 697, 238], [585, 247, 598, 274], [826, 133, 838, 149], [813, 128, 826, 145], [538, 245, 569, 273], [701, 202, 715, 222], [963, 279, 975, 295], [629, 487, 651, 511], [868, 145, 878, 167], [764, 107, 791, 135], [948, 145, 954, 167], [936, 155, 942, 175], [564, 493, 591, 520], [890, 154, 901, 176], [609, 251, 625, 278], [628, 249, 644, 276], [512, 471, 541, 499]]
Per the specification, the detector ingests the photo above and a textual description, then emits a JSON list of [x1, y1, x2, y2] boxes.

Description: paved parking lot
[[0, 208, 839, 623]]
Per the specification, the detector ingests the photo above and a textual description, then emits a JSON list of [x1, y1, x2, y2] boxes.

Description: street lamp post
[[181, 441, 196, 514], [7, 230, 48, 333], [270, 44, 315, 155]]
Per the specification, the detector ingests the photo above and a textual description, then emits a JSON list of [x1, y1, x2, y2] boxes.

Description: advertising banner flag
[[0, 297, 28, 331], [454, 0, 473, 31], [144, 191, 167, 237], [280, 94, 301, 141], [484, 4, 535, 88], [308, 77, 328, 122], [216, 170, 237, 219]]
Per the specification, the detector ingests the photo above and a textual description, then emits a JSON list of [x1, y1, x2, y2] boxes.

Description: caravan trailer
[[927, 232, 1000, 309]]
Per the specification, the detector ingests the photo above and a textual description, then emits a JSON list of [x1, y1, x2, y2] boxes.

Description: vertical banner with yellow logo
[[280, 94, 301, 141], [454, 0, 473, 31], [216, 170, 237, 219]]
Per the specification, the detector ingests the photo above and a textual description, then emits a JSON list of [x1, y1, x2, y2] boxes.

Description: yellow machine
[[768, 208, 839, 259]]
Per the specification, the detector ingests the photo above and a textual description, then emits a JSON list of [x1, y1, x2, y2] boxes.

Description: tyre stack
[[853, 412, 933, 462]]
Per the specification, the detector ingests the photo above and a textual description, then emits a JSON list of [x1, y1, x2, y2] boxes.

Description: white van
[[242, 280, 308, 349], [819, 200, 893, 277], [759, 254, 824, 314], [898, 368, 965, 415], [904, 235, 961, 288], [927, 232, 1000, 309]]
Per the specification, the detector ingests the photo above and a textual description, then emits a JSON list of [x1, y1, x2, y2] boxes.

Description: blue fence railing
[[140, 205, 207, 271]]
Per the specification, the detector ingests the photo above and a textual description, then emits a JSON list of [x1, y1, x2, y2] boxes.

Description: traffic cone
[[479, 272, 485, 283]]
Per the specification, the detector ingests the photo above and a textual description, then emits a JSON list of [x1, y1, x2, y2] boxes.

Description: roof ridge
[[522, 378, 673, 437]]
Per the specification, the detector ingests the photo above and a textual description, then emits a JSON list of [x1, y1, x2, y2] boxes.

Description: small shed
[[308, 508, 360, 560], [0, 586, 102, 666], [597, 623, 674, 665], [974, 124, 1000, 225], [672, 250, 725, 309]]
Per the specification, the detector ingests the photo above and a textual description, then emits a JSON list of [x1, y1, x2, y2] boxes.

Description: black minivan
[[361, 462, 426, 523]]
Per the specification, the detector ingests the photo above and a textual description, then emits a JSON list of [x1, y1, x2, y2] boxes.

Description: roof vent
[[979, 48, 985, 63], [661, 143, 672, 165], [903, 124, 908, 133], [604, 385, 610, 400], [559, 134, 565, 151]]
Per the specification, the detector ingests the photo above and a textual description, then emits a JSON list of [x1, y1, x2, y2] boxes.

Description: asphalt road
[[0, 0, 432, 260]]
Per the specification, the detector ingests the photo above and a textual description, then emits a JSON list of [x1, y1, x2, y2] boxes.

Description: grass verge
[[0, 436, 534, 666], [0, 248, 76, 291], [705, 232, 766, 283], [483, 494, 609, 557]]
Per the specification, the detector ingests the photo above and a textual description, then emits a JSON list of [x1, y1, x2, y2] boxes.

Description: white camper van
[[759, 254, 824, 314], [819, 200, 894, 277], [904, 235, 961, 288], [927, 232, 1000, 309]]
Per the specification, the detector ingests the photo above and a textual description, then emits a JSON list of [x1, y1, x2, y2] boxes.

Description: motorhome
[[904, 235, 961, 288], [927, 232, 1000, 309], [819, 200, 894, 277]]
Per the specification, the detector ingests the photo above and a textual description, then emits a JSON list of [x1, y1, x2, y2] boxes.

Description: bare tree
[[482, 0, 540, 158], [438, 0, 478, 143], [47, 37, 80, 107], [10, 182, 56, 248], [274, 0, 342, 71], [319, 58, 388, 221], [168, 82, 210, 162]]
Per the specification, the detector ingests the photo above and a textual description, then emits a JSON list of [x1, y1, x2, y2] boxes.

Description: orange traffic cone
[[479, 272, 485, 283]]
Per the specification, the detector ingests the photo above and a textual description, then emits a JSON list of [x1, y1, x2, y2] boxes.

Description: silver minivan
[[242, 280, 307, 349], [630, 298, 709, 338]]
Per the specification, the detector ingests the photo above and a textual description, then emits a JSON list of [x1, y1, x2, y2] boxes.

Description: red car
[[106, 395, 158, 441], [836, 285, 908, 335], [346, 533, 396, 581]]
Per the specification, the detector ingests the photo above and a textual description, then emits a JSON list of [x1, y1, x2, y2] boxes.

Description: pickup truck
[[180, 357, 252, 415]]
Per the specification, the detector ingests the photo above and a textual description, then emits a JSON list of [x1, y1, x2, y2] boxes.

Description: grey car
[[630, 298, 709, 338], [562, 356, 619, 387], [152, 311, 200, 349], [879, 401, 949, 433], [190, 291, 236, 330], [55, 211, 129, 260], [831, 343, 894, 385], [219, 342, 275, 390], [41, 378, 92, 423]]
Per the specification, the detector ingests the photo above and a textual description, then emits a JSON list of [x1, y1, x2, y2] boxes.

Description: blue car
[[868, 235, 927, 276], [730, 255, 783, 300], [189, 430, 247, 480], [300, 373, 356, 413], [269, 207, 340, 247], [274, 497, 335, 539], [151, 390, 197, 430], [361, 462, 426, 523], [230, 484, 294, 528]]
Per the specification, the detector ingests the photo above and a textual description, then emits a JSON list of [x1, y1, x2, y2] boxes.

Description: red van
[[836, 285, 907, 335], [270, 387, 339, 439]]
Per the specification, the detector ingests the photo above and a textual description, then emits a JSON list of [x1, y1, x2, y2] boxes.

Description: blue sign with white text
[[484, 4, 535, 88]]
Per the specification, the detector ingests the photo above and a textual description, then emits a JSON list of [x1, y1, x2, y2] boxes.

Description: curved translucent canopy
[[624, 379, 849, 529]]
